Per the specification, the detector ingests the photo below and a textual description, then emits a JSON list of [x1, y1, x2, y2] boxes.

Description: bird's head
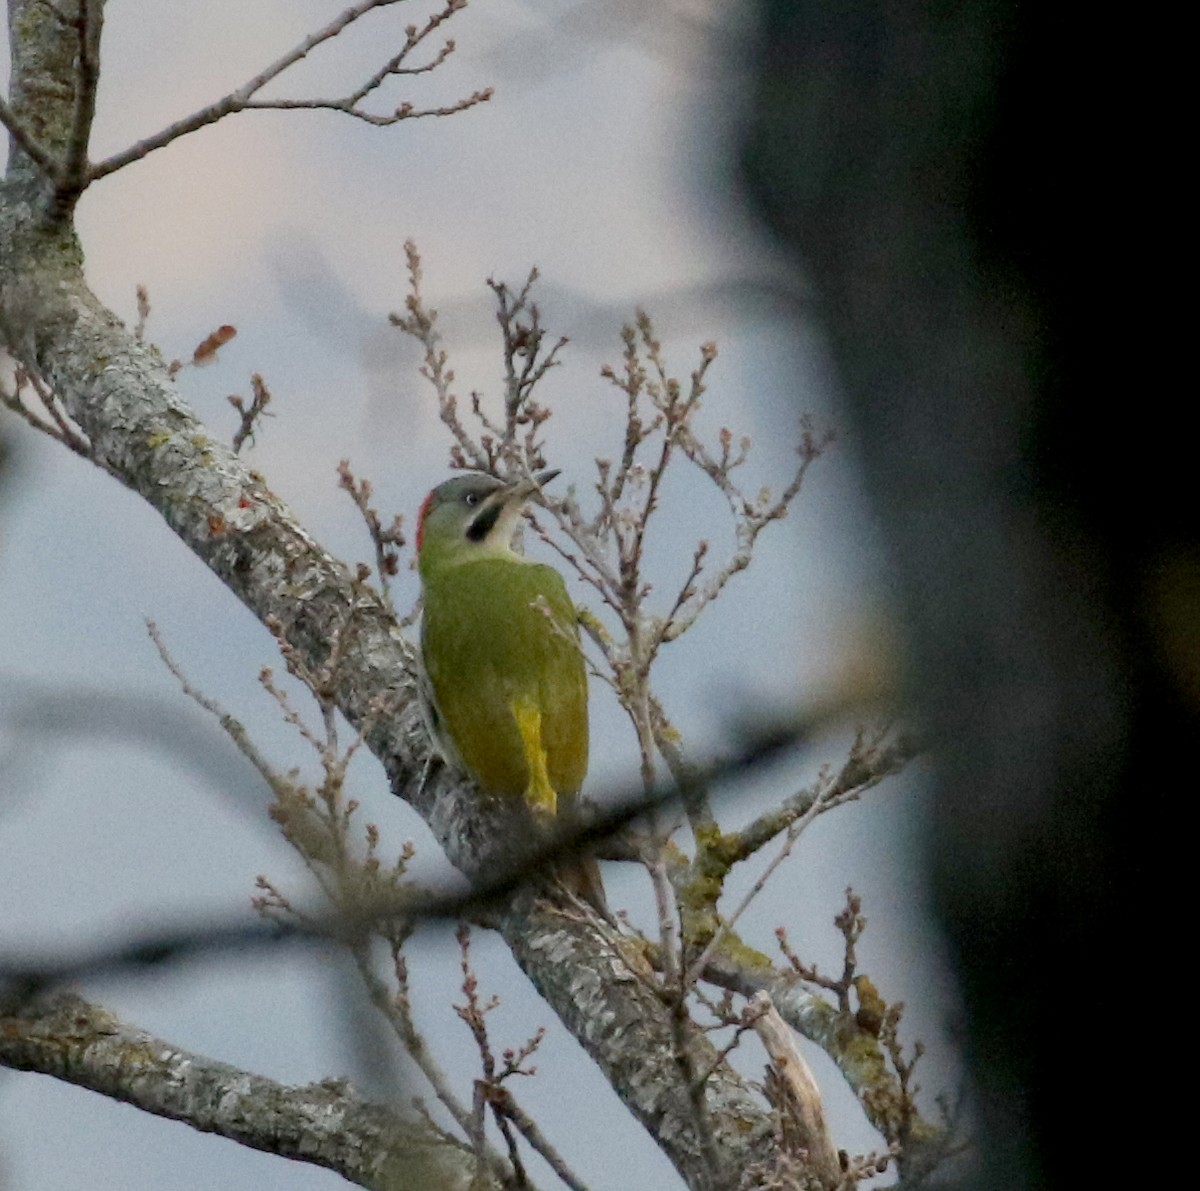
[[416, 470, 560, 573]]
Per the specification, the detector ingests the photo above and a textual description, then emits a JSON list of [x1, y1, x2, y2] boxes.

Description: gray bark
[[0, 993, 489, 1191]]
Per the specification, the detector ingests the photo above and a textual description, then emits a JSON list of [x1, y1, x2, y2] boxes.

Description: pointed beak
[[465, 470, 558, 547], [499, 469, 560, 506]]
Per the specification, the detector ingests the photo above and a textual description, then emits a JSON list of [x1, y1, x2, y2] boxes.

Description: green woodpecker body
[[417, 475, 598, 909]]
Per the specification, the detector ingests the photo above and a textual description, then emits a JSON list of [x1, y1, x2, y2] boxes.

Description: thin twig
[[88, 0, 488, 184], [390, 242, 491, 472], [229, 373, 273, 454], [353, 945, 503, 1169], [731, 727, 916, 864], [489, 1085, 591, 1191], [692, 996, 772, 1088], [60, 0, 103, 203], [683, 777, 838, 992], [133, 285, 151, 342], [337, 459, 406, 607], [0, 360, 93, 459], [147, 622, 281, 793]]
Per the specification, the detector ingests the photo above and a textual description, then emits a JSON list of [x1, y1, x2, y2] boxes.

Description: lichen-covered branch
[[730, 730, 919, 865], [0, 992, 495, 1191], [700, 952, 948, 1183], [500, 886, 772, 1188]]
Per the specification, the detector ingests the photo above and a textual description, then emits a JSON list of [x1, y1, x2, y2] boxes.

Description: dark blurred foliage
[[741, 4, 1183, 1188]]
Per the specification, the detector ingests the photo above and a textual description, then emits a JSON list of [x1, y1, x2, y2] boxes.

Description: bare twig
[[337, 459, 406, 606], [229, 374, 273, 454], [731, 727, 917, 864], [133, 285, 151, 343], [390, 241, 490, 471], [454, 923, 579, 1188], [88, 1, 490, 185], [488, 270, 563, 470], [488, 1085, 590, 1191], [148, 620, 510, 1174], [647, 851, 682, 988], [776, 889, 868, 1018], [649, 693, 715, 836], [60, 0, 103, 203], [353, 943, 505, 1173], [692, 995, 771, 1087], [147, 621, 282, 796], [1, 361, 93, 459]]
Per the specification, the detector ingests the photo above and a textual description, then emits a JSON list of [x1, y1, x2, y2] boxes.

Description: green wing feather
[[420, 556, 588, 802]]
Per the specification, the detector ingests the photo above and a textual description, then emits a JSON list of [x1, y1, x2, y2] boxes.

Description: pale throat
[[473, 504, 533, 558], [455, 503, 535, 563]]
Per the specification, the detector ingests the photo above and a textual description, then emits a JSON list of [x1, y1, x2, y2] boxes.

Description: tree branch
[[88, 0, 489, 184], [699, 957, 947, 1184], [61, 0, 102, 202], [749, 992, 841, 1189], [0, 991, 496, 1191], [731, 728, 918, 863]]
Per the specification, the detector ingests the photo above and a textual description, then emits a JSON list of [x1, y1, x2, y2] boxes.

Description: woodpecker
[[416, 470, 605, 912]]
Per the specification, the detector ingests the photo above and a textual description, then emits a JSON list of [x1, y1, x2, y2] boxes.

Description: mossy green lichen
[[713, 931, 773, 974], [692, 821, 742, 873]]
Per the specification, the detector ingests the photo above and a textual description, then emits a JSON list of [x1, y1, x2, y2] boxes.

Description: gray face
[[426, 473, 505, 519], [418, 473, 509, 552], [418, 470, 559, 554]]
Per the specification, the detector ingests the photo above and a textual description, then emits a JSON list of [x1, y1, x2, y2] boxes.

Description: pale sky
[[1, 4, 962, 1188]]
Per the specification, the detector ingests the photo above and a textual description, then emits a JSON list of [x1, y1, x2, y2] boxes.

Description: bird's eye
[[464, 492, 480, 506]]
